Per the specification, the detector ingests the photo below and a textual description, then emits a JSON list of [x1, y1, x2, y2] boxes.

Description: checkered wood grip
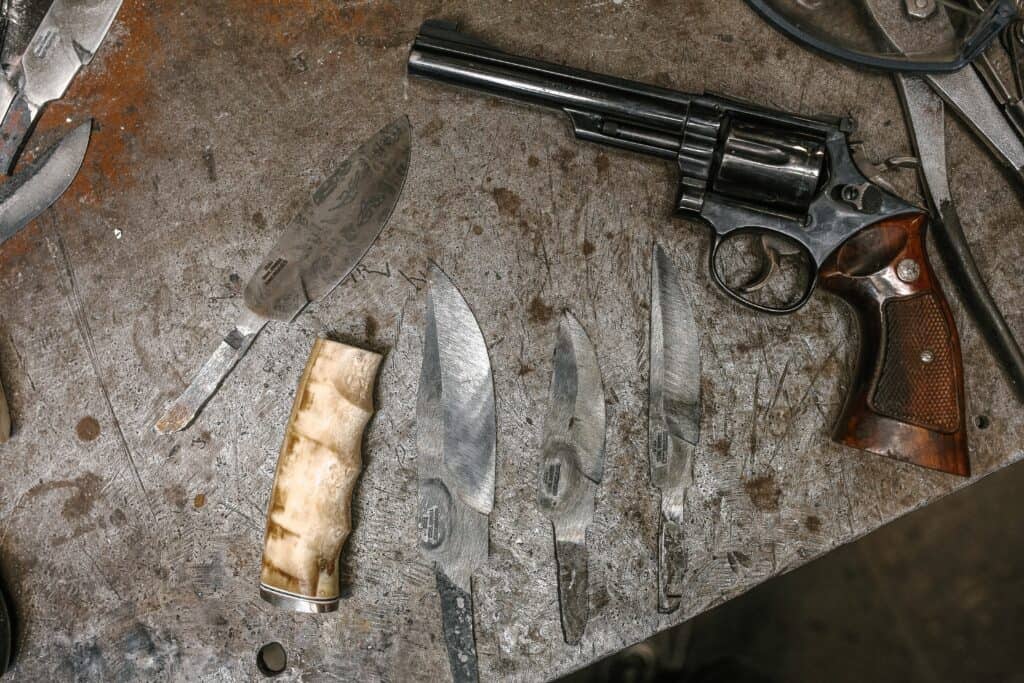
[[872, 294, 960, 433], [819, 213, 968, 476]]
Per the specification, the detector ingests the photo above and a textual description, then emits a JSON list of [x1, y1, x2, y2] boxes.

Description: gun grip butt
[[820, 213, 969, 476], [259, 339, 382, 611]]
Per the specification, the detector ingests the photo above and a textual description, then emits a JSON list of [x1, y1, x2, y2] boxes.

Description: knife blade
[[155, 117, 411, 434], [0, 0, 122, 174], [649, 244, 700, 614], [0, 119, 89, 245], [417, 265, 495, 683], [537, 311, 605, 645]]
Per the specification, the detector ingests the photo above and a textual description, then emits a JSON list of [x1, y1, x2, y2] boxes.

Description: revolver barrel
[[409, 20, 689, 160]]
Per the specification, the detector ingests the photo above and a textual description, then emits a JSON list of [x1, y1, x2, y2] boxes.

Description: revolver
[[408, 20, 968, 476]]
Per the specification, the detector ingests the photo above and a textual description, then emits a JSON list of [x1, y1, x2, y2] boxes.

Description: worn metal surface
[[0, 1, 1021, 681]]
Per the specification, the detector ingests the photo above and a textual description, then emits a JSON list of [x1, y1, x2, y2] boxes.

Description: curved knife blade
[[416, 265, 494, 683], [650, 244, 700, 614], [244, 117, 412, 321], [537, 311, 605, 644], [155, 118, 411, 434], [0, 0, 123, 173], [0, 119, 89, 245]]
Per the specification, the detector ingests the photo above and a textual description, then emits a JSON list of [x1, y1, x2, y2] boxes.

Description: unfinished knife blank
[[259, 338, 382, 613]]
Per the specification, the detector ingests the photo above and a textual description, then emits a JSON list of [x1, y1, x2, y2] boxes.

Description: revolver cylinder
[[713, 120, 826, 214]]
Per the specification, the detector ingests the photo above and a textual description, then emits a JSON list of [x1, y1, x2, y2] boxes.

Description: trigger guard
[[709, 234, 819, 315]]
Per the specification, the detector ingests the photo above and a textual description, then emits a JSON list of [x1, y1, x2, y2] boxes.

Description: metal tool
[[649, 245, 701, 613], [861, 2, 1024, 400], [409, 21, 971, 476], [155, 118, 411, 434], [537, 312, 605, 645], [417, 265, 495, 683], [0, 0, 122, 174], [744, 0, 1017, 72]]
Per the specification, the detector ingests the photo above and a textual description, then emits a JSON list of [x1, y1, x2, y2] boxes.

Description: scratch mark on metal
[[47, 232, 151, 509]]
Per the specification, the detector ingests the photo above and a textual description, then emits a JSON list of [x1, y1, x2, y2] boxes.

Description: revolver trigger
[[738, 236, 781, 294]]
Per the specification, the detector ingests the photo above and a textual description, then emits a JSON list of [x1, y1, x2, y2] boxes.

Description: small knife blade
[[537, 311, 605, 645], [649, 244, 700, 614], [155, 117, 411, 434], [417, 265, 495, 683], [0, 0, 123, 173], [0, 119, 89, 245]]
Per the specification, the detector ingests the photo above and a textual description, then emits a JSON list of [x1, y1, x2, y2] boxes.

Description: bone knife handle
[[154, 314, 267, 434], [259, 338, 382, 612]]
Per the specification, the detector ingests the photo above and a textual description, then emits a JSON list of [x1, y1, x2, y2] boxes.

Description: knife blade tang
[[554, 540, 588, 645], [154, 311, 267, 434], [435, 568, 480, 683], [898, 75, 1024, 400]]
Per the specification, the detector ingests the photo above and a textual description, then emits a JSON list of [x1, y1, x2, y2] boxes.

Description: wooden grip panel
[[820, 213, 968, 476], [259, 339, 382, 612]]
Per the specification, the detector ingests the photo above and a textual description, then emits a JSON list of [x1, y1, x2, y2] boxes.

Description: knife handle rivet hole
[[975, 415, 990, 430], [256, 642, 287, 677]]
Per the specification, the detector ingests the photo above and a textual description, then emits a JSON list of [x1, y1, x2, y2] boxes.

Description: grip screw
[[896, 258, 920, 283], [920, 350, 935, 364]]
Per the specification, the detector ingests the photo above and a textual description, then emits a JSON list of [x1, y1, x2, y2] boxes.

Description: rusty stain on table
[[0, 0, 1021, 680]]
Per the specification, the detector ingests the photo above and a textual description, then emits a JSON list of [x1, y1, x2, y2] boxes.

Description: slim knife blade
[[0, 0, 123, 173], [896, 74, 1024, 398], [537, 311, 605, 645], [417, 265, 495, 683], [0, 119, 89, 244], [155, 118, 411, 434], [650, 244, 700, 613]]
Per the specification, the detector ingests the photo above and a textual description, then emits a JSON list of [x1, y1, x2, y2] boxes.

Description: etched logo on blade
[[421, 506, 440, 545], [261, 258, 288, 284], [543, 461, 562, 497], [418, 480, 451, 551], [652, 429, 669, 468], [31, 28, 61, 59]]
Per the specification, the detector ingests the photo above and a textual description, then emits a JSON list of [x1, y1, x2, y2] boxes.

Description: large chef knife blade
[[155, 117, 411, 434], [0, 0, 123, 174], [417, 265, 495, 683], [0, 119, 89, 245], [537, 311, 605, 645], [649, 244, 701, 614]]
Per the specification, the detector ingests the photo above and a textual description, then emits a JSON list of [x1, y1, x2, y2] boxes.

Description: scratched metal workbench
[[0, 0, 1022, 680]]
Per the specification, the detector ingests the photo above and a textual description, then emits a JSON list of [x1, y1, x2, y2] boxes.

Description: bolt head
[[896, 258, 921, 283]]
